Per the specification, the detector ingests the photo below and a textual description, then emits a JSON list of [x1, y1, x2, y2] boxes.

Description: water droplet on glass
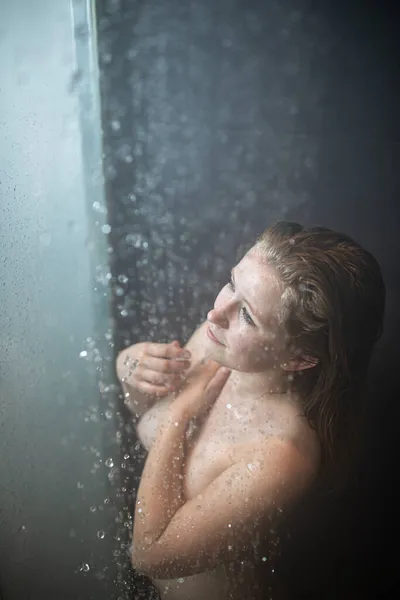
[[77, 482, 84, 489], [80, 563, 90, 572], [101, 224, 111, 235], [97, 531, 105, 539], [105, 458, 114, 468], [79, 350, 88, 358]]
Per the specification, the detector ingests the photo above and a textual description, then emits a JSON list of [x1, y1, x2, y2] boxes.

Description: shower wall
[[97, 0, 400, 598], [0, 1, 120, 598]]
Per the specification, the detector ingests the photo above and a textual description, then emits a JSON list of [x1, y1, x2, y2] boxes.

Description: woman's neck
[[228, 367, 295, 398]]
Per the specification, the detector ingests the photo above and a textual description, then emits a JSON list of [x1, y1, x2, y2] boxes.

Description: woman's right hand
[[118, 341, 191, 398]]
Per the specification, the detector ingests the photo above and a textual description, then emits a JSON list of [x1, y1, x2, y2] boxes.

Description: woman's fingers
[[131, 380, 171, 398], [204, 366, 231, 399], [187, 361, 230, 393], [144, 341, 191, 361], [138, 367, 182, 388], [140, 343, 191, 374], [141, 355, 191, 374]]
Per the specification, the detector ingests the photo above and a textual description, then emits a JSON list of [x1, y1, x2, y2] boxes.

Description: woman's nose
[[207, 306, 229, 328]]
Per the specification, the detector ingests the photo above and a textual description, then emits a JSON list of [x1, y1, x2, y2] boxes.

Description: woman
[[116, 222, 385, 600]]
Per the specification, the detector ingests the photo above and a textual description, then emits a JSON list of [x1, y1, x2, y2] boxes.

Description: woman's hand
[[171, 361, 231, 422], [118, 341, 191, 397]]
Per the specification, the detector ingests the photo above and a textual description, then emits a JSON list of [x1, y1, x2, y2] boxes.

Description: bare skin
[[122, 323, 320, 600], [117, 250, 322, 600]]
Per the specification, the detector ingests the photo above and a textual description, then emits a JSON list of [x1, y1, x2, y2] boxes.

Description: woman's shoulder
[[286, 407, 322, 477]]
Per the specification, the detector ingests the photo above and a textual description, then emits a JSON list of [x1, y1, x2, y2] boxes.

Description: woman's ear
[[280, 356, 319, 372]]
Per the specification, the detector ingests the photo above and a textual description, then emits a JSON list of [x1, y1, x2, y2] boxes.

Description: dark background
[[96, 0, 400, 598]]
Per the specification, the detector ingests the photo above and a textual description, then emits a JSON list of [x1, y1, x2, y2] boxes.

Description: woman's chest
[[136, 383, 280, 500]]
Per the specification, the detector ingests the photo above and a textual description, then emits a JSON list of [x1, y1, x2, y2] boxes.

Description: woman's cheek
[[234, 331, 253, 355]]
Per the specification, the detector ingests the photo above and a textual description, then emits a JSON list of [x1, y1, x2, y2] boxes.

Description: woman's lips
[[207, 325, 224, 346]]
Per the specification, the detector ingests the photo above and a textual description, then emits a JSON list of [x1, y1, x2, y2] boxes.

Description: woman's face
[[206, 248, 288, 372]]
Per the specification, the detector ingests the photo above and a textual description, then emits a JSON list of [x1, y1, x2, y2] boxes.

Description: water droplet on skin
[[226, 403, 232, 409]]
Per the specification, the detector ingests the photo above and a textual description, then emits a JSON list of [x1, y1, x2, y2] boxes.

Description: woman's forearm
[[132, 406, 189, 553]]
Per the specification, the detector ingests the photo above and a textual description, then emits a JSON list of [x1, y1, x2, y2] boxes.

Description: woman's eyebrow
[[231, 268, 258, 320]]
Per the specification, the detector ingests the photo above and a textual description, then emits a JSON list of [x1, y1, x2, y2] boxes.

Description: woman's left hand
[[171, 361, 231, 422]]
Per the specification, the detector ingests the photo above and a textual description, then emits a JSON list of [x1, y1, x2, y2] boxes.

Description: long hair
[[256, 222, 386, 491]]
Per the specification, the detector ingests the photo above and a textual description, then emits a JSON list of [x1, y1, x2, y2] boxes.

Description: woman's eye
[[241, 306, 255, 326]]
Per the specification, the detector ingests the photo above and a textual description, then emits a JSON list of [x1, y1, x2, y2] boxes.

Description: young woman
[[116, 222, 385, 600]]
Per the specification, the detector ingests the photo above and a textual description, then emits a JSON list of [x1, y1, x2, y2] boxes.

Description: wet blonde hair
[[256, 222, 386, 490]]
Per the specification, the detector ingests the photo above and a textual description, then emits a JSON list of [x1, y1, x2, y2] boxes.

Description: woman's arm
[[116, 322, 208, 421], [131, 369, 318, 579]]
